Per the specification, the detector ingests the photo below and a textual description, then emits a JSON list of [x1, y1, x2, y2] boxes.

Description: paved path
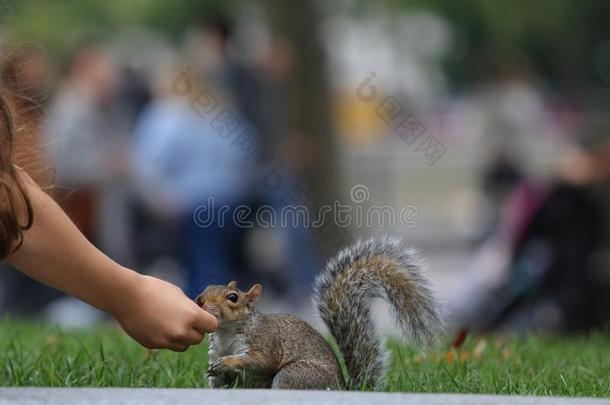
[[1, 388, 608, 405]]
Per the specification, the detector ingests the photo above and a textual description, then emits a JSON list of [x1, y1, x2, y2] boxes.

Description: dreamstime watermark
[[356, 72, 447, 166], [193, 184, 418, 230]]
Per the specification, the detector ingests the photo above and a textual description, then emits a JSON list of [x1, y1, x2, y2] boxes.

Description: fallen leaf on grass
[[451, 329, 469, 348], [473, 339, 487, 359], [445, 350, 455, 364], [460, 350, 470, 362]]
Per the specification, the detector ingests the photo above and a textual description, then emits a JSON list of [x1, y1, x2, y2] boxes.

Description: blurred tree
[[376, 0, 610, 91], [263, 0, 348, 256]]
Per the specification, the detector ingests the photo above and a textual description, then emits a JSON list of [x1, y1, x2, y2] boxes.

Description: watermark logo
[[350, 184, 370, 203]]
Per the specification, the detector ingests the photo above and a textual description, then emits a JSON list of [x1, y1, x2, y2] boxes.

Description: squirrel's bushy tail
[[313, 238, 442, 389]]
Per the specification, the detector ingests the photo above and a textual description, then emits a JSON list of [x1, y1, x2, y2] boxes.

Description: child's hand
[[7, 175, 216, 352], [113, 274, 217, 351]]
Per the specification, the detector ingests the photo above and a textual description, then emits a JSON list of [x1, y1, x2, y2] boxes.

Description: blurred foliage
[[0, 0, 240, 56], [383, 0, 610, 90], [2, 0, 610, 90]]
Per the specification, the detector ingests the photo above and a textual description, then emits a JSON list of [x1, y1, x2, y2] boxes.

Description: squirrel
[[195, 238, 442, 390]]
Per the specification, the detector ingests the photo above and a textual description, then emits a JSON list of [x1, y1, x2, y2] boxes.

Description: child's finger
[[182, 328, 205, 346], [192, 308, 218, 333], [168, 342, 189, 352]]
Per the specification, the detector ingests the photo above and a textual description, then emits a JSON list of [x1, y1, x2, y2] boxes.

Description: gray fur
[[207, 311, 345, 389], [313, 237, 442, 389], [200, 237, 441, 390]]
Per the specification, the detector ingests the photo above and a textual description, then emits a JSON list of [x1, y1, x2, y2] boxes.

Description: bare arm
[[5, 172, 217, 351]]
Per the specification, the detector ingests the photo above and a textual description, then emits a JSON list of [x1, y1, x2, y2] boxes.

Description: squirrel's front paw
[[207, 357, 229, 377]]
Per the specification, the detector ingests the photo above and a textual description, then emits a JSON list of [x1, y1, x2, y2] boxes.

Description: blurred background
[[1, 0, 610, 336]]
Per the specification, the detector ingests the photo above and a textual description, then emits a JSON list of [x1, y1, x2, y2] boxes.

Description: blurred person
[[44, 40, 133, 266], [463, 115, 610, 333], [472, 66, 542, 247], [473, 146, 525, 246], [115, 64, 153, 130], [188, 13, 273, 150], [132, 63, 257, 299], [41, 40, 138, 325], [186, 14, 322, 301], [113, 61, 170, 270], [0, 86, 216, 349]]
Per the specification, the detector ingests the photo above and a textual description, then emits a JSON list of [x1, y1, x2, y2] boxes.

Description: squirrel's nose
[[195, 295, 204, 307]]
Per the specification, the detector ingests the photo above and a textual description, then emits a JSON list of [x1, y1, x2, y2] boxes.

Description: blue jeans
[[180, 201, 253, 299]]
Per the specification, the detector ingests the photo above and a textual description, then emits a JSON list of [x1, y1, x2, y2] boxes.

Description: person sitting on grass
[[0, 88, 217, 351]]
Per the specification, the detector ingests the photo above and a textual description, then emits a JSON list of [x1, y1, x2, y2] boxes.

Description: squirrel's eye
[[226, 293, 238, 303]]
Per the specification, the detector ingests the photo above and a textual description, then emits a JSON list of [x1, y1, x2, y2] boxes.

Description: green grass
[[0, 320, 609, 397]]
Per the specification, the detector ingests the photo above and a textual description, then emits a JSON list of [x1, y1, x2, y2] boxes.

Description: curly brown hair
[[0, 88, 33, 260]]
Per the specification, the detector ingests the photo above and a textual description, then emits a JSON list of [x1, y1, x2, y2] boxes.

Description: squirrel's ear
[[246, 284, 262, 305], [227, 281, 237, 290]]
